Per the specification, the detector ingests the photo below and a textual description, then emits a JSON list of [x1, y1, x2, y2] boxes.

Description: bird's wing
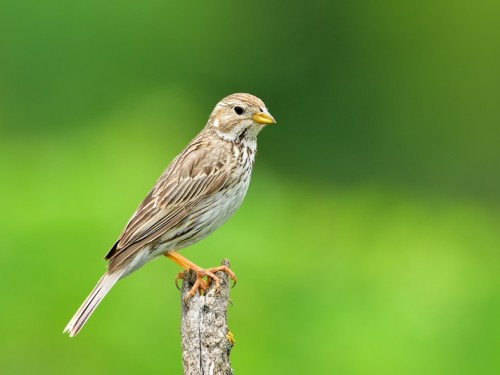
[[105, 139, 232, 271]]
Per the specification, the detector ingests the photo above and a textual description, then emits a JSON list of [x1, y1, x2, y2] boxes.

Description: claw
[[175, 272, 184, 291], [207, 265, 237, 289]]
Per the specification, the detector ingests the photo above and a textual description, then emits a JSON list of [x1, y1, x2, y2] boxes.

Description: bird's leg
[[164, 251, 207, 291], [164, 251, 237, 302]]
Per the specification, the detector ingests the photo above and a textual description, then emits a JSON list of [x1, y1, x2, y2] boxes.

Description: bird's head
[[208, 93, 276, 142]]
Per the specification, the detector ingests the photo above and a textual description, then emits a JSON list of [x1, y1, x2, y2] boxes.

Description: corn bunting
[[64, 93, 276, 336]]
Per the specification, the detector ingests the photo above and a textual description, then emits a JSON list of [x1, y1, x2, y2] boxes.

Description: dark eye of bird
[[234, 106, 244, 115]]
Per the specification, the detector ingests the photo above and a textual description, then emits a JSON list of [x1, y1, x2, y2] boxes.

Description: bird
[[63, 93, 276, 337]]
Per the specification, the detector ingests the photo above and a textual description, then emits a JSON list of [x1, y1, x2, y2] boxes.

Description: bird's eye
[[234, 106, 244, 115]]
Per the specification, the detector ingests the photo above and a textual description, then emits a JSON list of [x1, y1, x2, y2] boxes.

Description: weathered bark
[[180, 259, 234, 375]]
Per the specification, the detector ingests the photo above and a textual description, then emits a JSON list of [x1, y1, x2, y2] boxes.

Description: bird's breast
[[154, 143, 256, 253]]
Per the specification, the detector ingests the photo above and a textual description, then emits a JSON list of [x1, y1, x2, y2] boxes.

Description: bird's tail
[[63, 270, 124, 337]]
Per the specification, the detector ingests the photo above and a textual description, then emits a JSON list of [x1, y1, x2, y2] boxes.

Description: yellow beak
[[252, 112, 276, 125]]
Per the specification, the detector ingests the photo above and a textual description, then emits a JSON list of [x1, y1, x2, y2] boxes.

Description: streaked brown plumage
[[64, 93, 276, 337]]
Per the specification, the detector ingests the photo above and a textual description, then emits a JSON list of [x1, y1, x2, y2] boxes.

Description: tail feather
[[64, 270, 124, 337]]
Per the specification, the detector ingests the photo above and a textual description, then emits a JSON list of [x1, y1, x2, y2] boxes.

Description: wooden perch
[[180, 259, 234, 375]]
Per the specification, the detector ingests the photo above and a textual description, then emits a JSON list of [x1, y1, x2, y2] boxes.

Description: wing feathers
[[105, 139, 232, 271]]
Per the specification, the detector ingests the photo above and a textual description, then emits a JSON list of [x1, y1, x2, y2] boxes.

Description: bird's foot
[[164, 251, 236, 303], [175, 271, 208, 291], [181, 266, 237, 304]]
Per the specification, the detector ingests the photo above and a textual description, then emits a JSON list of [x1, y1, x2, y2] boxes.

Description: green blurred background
[[1, 0, 499, 374]]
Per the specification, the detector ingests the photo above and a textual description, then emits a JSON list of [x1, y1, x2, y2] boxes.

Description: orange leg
[[164, 251, 237, 303]]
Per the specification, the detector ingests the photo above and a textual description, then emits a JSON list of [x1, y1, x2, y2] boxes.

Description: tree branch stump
[[180, 259, 234, 375]]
